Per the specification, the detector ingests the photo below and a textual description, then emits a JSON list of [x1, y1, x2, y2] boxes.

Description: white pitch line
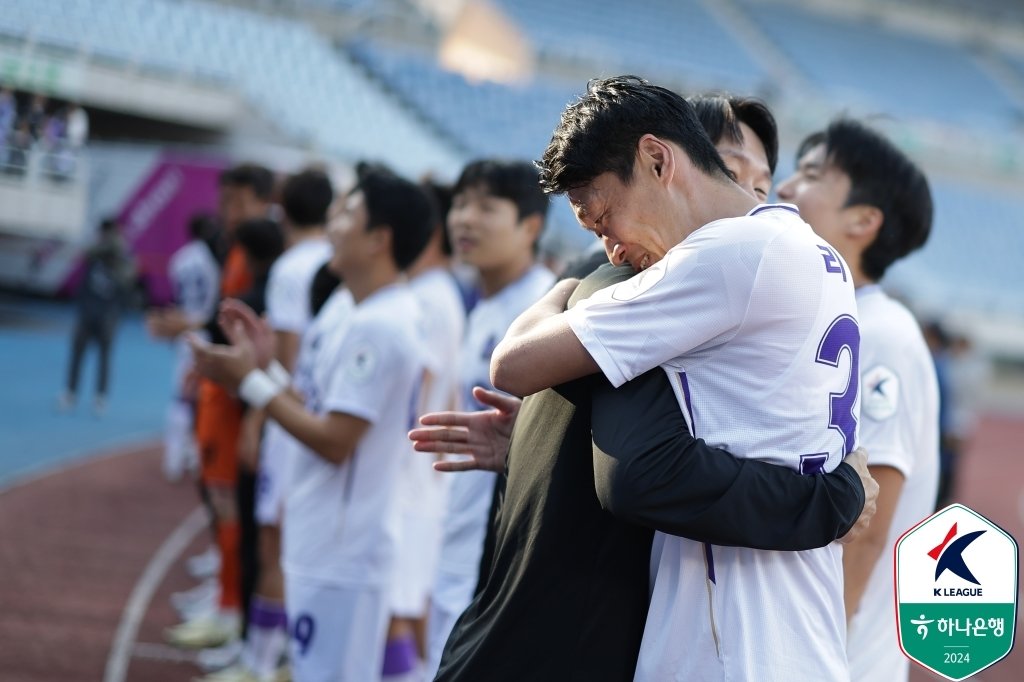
[[104, 506, 207, 682]]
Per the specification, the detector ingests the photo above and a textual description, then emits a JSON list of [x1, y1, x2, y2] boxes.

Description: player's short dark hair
[[538, 75, 731, 195], [422, 179, 454, 256], [353, 165, 435, 271], [235, 218, 284, 265], [690, 94, 778, 175], [187, 213, 220, 241], [220, 163, 274, 201], [281, 169, 333, 228], [798, 119, 933, 281], [454, 159, 549, 224]]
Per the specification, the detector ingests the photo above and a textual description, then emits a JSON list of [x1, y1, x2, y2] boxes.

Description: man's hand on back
[[837, 447, 879, 545]]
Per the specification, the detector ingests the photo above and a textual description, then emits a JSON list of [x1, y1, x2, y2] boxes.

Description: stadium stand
[[347, 40, 577, 160], [738, 0, 1023, 132], [886, 180, 1024, 317], [492, 0, 769, 93], [0, 0, 463, 177]]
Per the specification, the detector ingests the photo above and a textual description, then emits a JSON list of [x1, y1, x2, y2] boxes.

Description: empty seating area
[[740, 1, 1022, 132], [494, 0, 768, 93], [0, 0, 463, 176], [886, 181, 1024, 315], [347, 40, 580, 160]]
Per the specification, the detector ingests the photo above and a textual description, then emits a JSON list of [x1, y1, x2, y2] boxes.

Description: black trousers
[[67, 315, 117, 396], [236, 468, 260, 636]]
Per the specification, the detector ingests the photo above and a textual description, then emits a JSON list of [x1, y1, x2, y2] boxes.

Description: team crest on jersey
[[861, 364, 899, 420], [345, 345, 378, 384], [895, 503, 1018, 680]]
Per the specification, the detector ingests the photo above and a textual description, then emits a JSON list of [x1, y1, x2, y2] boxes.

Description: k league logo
[[895, 504, 1018, 681]]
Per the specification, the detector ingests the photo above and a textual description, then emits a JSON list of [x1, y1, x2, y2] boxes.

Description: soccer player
[[205, 168, 334, 681], [383, 180, 464, 678], [424, 159, 554, 680], [490, 76, 859, 680], [191, 165, 434, 681], [159, 165, 275, 649], [413, 93, 875, 681], [163, 213, 221, 482], [777, 118, 938, 682]]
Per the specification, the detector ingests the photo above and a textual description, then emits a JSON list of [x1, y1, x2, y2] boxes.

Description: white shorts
[[163, 399, 196, 481], [390, 509, 444, 618], [256, 421, 295, 526], [285, 574, 389, 682]]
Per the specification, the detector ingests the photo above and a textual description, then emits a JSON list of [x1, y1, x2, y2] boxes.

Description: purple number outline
[[293, 613, 316, 656], [816, 314, 860, 455]]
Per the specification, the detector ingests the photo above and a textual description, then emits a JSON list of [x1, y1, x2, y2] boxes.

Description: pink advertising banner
[[117, 153, 227, 305]]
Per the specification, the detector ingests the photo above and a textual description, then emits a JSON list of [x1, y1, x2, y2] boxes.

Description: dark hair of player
[[797, 119, 933, 281], [691, 94, 778, 175], [537, 75, 731, 195], [220, 163, 275, 201], [281, 169, 333, 228], [235, 218, 284, 268], [352, 165, 435, 271]]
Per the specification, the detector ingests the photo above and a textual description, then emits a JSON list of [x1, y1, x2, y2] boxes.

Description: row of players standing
[[158, 78, 941, 682]]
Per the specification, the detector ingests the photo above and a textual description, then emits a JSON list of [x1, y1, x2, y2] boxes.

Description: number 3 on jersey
[[817, 314, 860, 457]]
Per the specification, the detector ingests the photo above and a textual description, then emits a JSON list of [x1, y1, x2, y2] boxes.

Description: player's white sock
[[243, 597, 289, 682]]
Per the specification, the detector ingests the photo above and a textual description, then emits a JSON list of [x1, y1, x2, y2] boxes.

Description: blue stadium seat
[[739, 1, 1022, 133], [1, 0, 462, 176]]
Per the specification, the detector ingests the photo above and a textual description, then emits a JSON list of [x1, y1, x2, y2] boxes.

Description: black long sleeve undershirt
[[570, 262, 864, 550]]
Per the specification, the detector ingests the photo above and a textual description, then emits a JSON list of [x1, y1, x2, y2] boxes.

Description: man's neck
[[407, 244, 447, 279], [346, 264, 401, 305], [478, 255, 534, 298], [676, 178, 760, 243], [286, 226, 326, 249]]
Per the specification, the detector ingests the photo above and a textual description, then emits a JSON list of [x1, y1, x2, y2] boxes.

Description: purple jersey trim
[[750, 203, 800, 217]]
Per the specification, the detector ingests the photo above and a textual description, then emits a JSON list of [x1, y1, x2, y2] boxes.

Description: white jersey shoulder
[[284, 283, 425, 587], [168, 240, 220, 325], [848, 285, 940, 682], [265, 238, 333, 334], [569, 205, 860, 682], [460, 264, 554, 410]]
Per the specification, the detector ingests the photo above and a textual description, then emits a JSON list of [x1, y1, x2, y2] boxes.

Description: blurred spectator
[[4, 119, 33, 176], [27, 94, 47, 140], [923, 321, 956, 508], [0, 88, 15, 140], [66, 103, 89, 148], [944, 332, 989, 496], [59, 218, 137, 415], [43, 108, 74, 180]]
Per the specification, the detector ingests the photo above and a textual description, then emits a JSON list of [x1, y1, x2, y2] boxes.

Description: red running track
[[0, 416, 1021, 681]]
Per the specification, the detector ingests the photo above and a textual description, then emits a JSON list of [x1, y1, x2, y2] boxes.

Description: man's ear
[[370, 225, 393, 258], [637, 134, 675, 187], [517, 212, 544, 245], [846, 204, 884, 243]]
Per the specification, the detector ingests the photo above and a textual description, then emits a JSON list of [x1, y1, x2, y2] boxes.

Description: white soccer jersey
[[257, 237, 332, 525], [283, 282, 425, 587], [566, 205, 858, 681], [847, 285, 940, 682], [167, 240, 220, 390], [426, 264, 554, 676], [265, 237, 332, 334], [169, 240, 220, 325], [391, 267, 466, 615], [437, 264, 555, 577]]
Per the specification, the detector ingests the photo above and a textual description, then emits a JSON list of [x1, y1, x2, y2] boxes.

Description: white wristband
[[238, 369, 283, 409], [266, 360, 291, 389]]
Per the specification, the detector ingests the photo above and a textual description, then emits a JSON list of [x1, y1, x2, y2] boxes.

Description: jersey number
[[815, 314, 860, 462]]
